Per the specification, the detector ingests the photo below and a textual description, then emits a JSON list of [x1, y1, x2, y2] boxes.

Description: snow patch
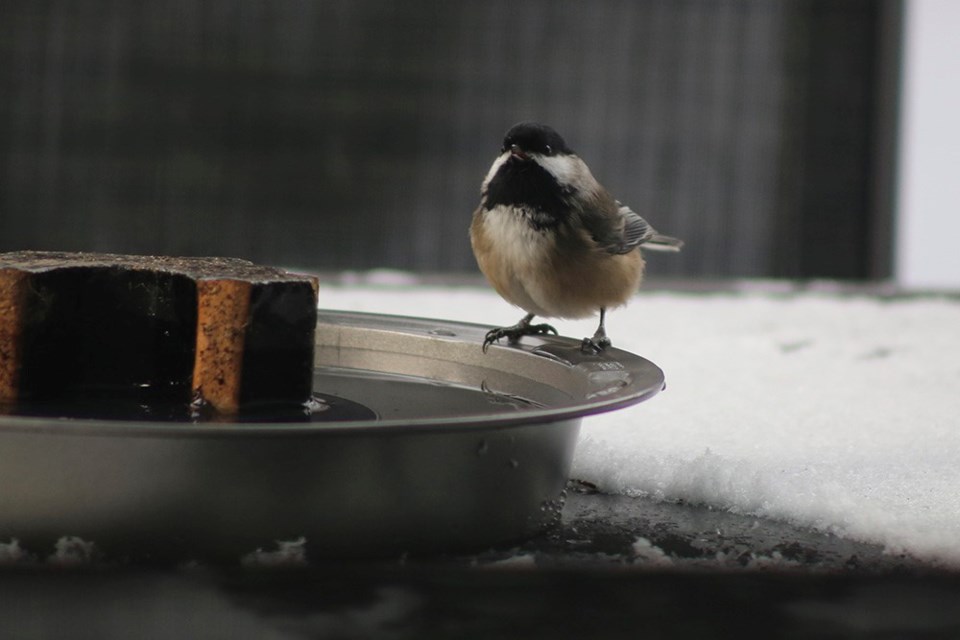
[[320, 282, 960, 565]]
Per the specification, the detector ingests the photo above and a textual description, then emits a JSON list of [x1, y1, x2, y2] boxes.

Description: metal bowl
[[0, 311, 665, 561]]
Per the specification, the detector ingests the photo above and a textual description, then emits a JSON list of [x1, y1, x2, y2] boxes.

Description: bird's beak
[[509, 144, 528, 161]]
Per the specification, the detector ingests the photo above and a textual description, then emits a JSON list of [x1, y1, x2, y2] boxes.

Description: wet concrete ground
[[3, 488, 958, 639], [500, 483, 929, 572]]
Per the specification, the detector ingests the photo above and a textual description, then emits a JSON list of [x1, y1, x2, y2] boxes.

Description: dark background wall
[[0, 0, 901, 279]]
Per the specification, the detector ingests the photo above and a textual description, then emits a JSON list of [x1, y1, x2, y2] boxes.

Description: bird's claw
[[482, 328, 510, 352], [527, 322, 558, 337], [580, 335, 611, 355], [482, 322, 558, 352]]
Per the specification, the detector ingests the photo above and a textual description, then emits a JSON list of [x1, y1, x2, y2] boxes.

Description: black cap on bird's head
[[501, 122, 573, 160]]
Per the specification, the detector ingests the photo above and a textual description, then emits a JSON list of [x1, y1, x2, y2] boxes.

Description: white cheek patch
[[536, 154, 595, 194], [481, 152, 510, 190]]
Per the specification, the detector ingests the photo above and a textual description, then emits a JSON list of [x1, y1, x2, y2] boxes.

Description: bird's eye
[[544, 145, 553, 155]]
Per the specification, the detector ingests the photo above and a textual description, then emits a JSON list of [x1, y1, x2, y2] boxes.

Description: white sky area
[[895, 0, 960, 289], [321, 281, 960, 566]]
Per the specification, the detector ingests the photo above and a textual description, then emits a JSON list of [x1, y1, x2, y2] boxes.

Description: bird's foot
[[580, 333, 611, 355], [482, 321, 557, 352], [581, 309, 612, 354]]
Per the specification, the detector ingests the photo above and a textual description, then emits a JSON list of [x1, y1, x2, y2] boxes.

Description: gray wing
[[620, 204, 684, 253], [590, 201, 683, 255]]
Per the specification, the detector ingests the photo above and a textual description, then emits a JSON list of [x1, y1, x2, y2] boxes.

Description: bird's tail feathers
[[643, 233, 684, 252]]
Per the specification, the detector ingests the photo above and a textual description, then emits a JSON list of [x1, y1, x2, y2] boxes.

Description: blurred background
[[1, 0, 955, 285]]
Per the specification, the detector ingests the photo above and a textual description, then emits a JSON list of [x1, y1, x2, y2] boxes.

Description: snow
[[50, 536, 98, 565], [630, 537, 674, 568], [319, 280, 960, 566], [241, 537, 308, 568], [0, 536, 97, 565]]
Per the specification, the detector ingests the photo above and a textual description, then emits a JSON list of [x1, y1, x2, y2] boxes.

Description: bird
[[470, 122, 683, 353]]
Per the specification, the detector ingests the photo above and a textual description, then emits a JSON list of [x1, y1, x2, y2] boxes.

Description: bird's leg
[[581, 307, 612, 354], [483, 313, 558, 352]]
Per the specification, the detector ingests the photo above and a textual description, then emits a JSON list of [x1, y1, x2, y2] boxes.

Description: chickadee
[[470, 122, 683, 353]]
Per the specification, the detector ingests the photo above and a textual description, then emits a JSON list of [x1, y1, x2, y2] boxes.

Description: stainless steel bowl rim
[[0, 310, 665, 438]]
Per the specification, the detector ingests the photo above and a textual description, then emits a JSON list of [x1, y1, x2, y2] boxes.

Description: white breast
[[483, 206, 551, 269], [476, 205, 556, 317]]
